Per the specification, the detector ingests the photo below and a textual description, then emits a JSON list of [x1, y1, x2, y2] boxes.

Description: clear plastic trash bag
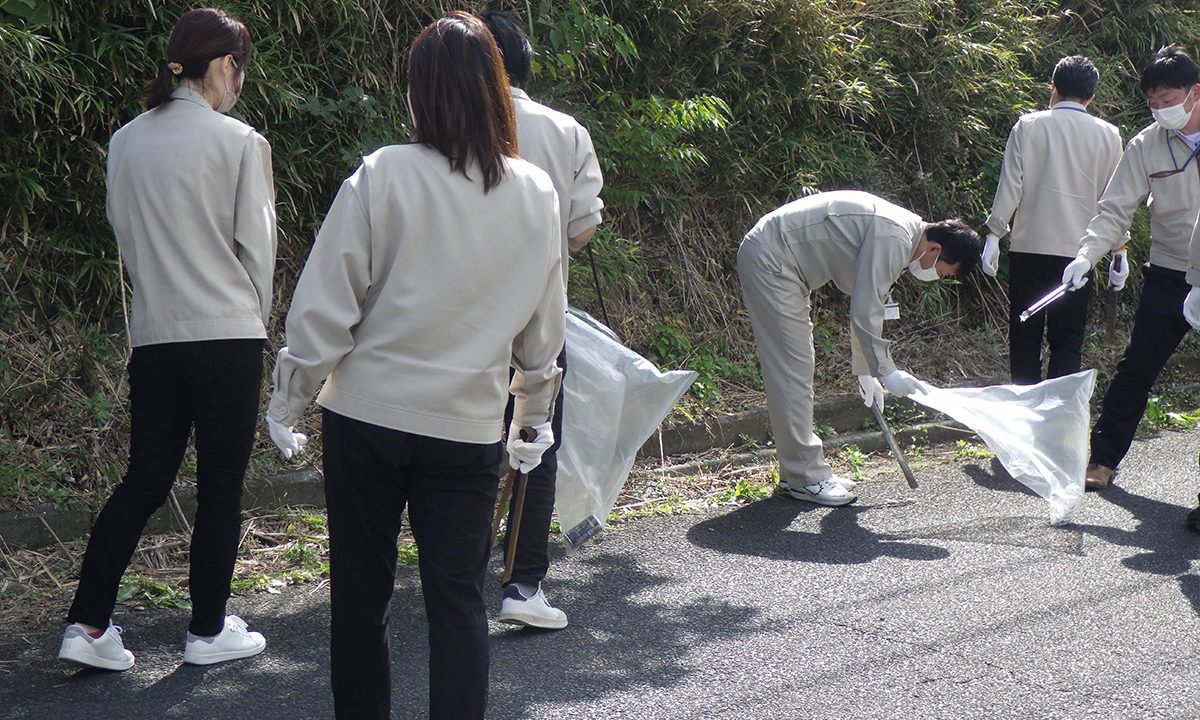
[[907, 369, 1096, 526], [555, 309, 697, 549]]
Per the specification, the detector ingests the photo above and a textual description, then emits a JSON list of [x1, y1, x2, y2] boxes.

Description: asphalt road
[[4, 428, 1200, 720]]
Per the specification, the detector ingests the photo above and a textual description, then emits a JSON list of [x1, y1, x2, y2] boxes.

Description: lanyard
[[1165, 132, 1200, 173]]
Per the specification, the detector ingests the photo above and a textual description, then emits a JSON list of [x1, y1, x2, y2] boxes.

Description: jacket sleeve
[[234, 131, 278, 329], [985, 120, 1023, 238], [566, 124, 605, 238], [848, 222, 909, 377], [1189, 213, 1200, 286], [510, 205, 566, 428], [268, 170, 372, 427], [1078, 138, 1149, 266]]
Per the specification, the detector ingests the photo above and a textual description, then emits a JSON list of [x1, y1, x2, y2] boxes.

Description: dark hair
[[408, 12, 517, 193], [1140, 44, 1200, 95], [478, 10, 533, 88], [925, 219, 981, 276], [1052, 56, 1098, 101], [146, 8, 252, 110]]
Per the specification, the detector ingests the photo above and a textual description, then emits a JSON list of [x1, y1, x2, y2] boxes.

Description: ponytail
[[144, 8, 252, 111]]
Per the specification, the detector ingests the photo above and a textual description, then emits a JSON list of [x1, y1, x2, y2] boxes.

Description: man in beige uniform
[[981, 55, 1123, 384], [737, 191, 981, 506], [480, 11, 604, 630], [1061, 45, 1200, 490]]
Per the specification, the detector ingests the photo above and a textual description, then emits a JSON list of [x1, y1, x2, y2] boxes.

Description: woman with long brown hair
[[57, 7, 274, 671], [266, 11, 564, 720]]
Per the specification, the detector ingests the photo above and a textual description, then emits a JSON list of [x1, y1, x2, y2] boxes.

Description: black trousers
[[323, 410, 500, 720], [68, 338, 263, 637], [1090, 264, 1192, 469], [502, 345, 566, 587], [1008, 252, 1091, 385]]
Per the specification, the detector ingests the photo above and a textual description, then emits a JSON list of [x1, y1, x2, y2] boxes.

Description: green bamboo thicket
[[1, 0, 1198, 507]]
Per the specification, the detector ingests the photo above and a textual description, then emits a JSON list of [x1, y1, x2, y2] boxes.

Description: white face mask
[[1152, 88, 1194, 130], [217, 67, 244, 114], [908, 251, 941, 282]]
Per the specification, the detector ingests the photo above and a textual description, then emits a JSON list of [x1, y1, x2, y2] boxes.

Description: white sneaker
[[58, 623, 135, 671], [786, 478, 858, 506], [182, 615, 266, 665], [778, 474, 857, 492], [497, 583, 568, 630]]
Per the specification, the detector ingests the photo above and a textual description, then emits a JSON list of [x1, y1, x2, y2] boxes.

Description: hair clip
[[168, 62, 183, 75]]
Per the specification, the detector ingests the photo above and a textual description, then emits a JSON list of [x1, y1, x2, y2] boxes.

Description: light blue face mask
[[908, 251, 940, 282]]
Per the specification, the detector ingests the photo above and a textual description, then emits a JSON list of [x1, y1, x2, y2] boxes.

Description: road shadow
[[1075, 484, 1200, 576], [437, 550, 769, 719], [685, 496, 950, 564], [961, 457, 1041, 499]]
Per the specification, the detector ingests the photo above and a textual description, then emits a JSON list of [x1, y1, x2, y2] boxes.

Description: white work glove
[[857, 375, 884, 411], [266, 415, 308, 460], [1061, 256, 1092, 290], [506, 420, 554, 473], [1108, 250, 1129, 290], [882, 369, 926, 398], [980, 234, 1000, 277], [1185, 287, 1200, 330]]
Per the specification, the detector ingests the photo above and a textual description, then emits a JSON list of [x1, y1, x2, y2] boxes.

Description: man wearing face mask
[[1059, 45, 1200, 491], [981, 56, 1124, 385], [737, 190, 981, 505]]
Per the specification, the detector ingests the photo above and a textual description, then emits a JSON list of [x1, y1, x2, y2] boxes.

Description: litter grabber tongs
[[1019, 282, 1078, 323], [870, 399, 918, 489]]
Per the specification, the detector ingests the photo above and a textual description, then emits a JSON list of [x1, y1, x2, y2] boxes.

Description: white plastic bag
[[908, 369, 1096, 526], [556, 309, 697, 549]]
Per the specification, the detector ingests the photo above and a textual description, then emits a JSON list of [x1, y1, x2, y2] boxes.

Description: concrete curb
[[0, 396, 966, 552]]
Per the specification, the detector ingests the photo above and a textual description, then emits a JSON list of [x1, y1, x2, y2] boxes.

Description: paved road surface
[[4, 430, 1200, 719]]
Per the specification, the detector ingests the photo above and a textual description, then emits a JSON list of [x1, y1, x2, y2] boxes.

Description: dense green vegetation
[[2, 0, 1199, 508]]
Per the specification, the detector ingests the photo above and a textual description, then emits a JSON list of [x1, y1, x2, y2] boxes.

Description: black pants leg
[[67, 339, 263, 635], [324, 410, 499, 720], [1008, 252, 1090, 384], [1090, 265, 1191, 470], [502, 346, 566, 587]]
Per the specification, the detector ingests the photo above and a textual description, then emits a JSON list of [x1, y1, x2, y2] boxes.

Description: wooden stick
[[502, 470, 528, 585], [39, 516, 75, 564], [491, 467, 517, 546]]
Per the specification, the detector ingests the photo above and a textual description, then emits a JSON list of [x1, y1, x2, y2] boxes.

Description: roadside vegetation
[[4, 0, 1200, 519]]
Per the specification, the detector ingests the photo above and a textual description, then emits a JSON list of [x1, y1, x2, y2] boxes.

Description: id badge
[[884, 302, 900, 321]]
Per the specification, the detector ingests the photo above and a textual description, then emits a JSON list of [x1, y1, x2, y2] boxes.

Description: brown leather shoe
[[1084, 463, 1113, 490]]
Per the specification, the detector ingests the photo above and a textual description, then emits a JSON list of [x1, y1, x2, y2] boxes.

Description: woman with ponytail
[[57, 7, 275, 670]]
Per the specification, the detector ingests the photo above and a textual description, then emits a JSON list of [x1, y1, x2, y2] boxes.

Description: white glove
[[506, 420, 554, 473], [980, 234, 1000, 277], [266, 415, 308, 459], [1109, 250, 1129, 291], [1061, 256, 1092, 290], [1185, 287, 1200, 330], [882, 369, 926, 398], [857, 375, 884, 411]]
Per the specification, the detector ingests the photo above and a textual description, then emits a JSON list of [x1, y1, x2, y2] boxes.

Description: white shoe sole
[[786, 488, 857, 506], [497, 610, 568, 630], [183, 638, 266, 665], [58, 646, 135, 671]]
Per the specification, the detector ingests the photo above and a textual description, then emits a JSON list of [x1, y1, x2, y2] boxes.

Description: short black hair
[[478, 10, 532, 88], [925, 219, 981, 276], [1140, 45, 1200, 94], [1052, 56, 1098, 101]]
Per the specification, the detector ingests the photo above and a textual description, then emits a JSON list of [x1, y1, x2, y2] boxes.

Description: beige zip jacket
[[107, 86, 276, 346], [986, 101, 1122, 257], [744, 190, 929, 377], [1078, 122, 1200, 271], [269, 144, 564, 444], [512, 87, 604, 282]]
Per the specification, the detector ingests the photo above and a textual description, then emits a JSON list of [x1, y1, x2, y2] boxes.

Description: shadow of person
[[1075, 484, 1199, 575], [960, 457, 1040, 500], [686, 496, 949, 564]]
